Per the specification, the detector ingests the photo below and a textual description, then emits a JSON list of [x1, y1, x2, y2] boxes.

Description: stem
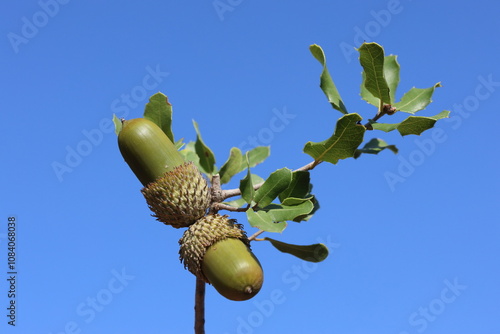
[[248, 229, 265, 241], [194, 277, 205, 334]]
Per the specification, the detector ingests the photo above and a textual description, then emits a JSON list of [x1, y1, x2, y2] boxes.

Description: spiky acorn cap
[[179, 214, 249, 281], [141, 161, 211, 228]]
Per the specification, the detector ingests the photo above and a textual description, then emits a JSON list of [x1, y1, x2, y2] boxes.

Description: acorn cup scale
[[118, 118, 211, 228]]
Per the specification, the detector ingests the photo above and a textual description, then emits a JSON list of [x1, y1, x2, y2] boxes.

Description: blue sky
[[2, 1, 500, 333]]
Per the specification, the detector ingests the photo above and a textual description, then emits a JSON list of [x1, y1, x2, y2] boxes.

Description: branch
[[194, 277, 205, 334]]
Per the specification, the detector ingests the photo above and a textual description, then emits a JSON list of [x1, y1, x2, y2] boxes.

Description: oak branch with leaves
[[112, 42, 448, 334]]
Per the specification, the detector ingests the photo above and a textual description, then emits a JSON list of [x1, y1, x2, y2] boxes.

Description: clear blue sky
[[2, 1, 499, 333]]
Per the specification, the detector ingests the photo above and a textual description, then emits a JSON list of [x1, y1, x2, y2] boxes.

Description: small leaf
[[265, 201, 314, 222], [303, 113, 366, 165], [193, 120, 216, 174], [370, 122, 400, 133], [354, 138, 398, 159], [263, 238, 329, 262], [219, 147, 243, 184], [358, 42, 391, 104], [222, 197, 247, 208], [112, 114, 122, 136], [309, 44, 348, 114], [250, 174, 265, 185], [239, 155, 254, 204], [279, 171, 311, 201], [397, 110, 450, 136], [281, 196, 313, 206], [247, 208, 287, 233], [143, 92, 175, 142], [239, 146, 270, 171], [254, 168, 292, 208], [394, 82, 442, 114]]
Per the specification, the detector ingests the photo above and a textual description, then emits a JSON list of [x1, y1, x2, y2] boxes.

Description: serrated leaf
[[385, 55, 400, 104], [264, 238, 329, 262], [239, 146, 270, 171], [265, 201, 314, 222], [309, 44, 348, 114], [254, 168, 292, 208], [219, 147, 243, 184], [394, 83, 442, 114], [247, 208, 287, 233], [143, 92, 174, 142], [239, 155, 254, 204], [361, 55, 400, 107], [370, 110, 450, 135], [193, 120, 216, 174], [354, 138, 398, 159], [397, 110, 450, 136], [279, 171, 311, 202], [370, 122, 400, 133], [358, 43, 391, 104], [112, 114, 122, 136], [303, 113, 366, 164]]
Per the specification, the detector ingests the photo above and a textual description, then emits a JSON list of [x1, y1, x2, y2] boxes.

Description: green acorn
[[179, 214, 264, 301], [118, 118, 211, 228]]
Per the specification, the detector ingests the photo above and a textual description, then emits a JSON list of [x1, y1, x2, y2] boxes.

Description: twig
[[248, 229, 265, 241], [213, 203, 249, 212], [194, 277, 205, 334]]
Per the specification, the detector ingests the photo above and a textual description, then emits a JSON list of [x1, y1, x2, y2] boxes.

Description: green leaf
[[250, 174, 265, 185], [279, 171, 311, 201], [143, 92, 175, 142], [263, 238, 329, 262], [360, 55, 400, 107], [193, 120, 216, 174], [370, 122, 400, 133], [219, 147, 243, 184], [309, 44, 348, 114], [265, 201, 314, 222], [358, 42, 391, 104], [254, 168, 292, 208], [303, 113, 366, 164], [354, 138, 398, 159], [397, 110, 450, 136], [239, 155, 254, 204], [385, 55, 400, 104], [281, 196, 313, 206], [222, 197, 247, 208], [295, 195, 320, 222], [394, 82, 442, 114], [239, 146, 270, 171], [247, 208, 287, 233], [112, 114, 122, 136]]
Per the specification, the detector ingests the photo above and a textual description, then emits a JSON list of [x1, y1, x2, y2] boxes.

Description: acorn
[[179, 214, 264, 301], [118, 118, 211, 228]]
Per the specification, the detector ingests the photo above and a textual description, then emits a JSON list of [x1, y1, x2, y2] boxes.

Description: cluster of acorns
[[118, 118, 263, 301]]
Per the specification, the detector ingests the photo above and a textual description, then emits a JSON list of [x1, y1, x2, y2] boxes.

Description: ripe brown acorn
[[179, 214, 264, 301]]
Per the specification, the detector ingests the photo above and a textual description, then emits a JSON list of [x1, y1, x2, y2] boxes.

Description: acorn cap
[[141, 161, 211, 228]]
